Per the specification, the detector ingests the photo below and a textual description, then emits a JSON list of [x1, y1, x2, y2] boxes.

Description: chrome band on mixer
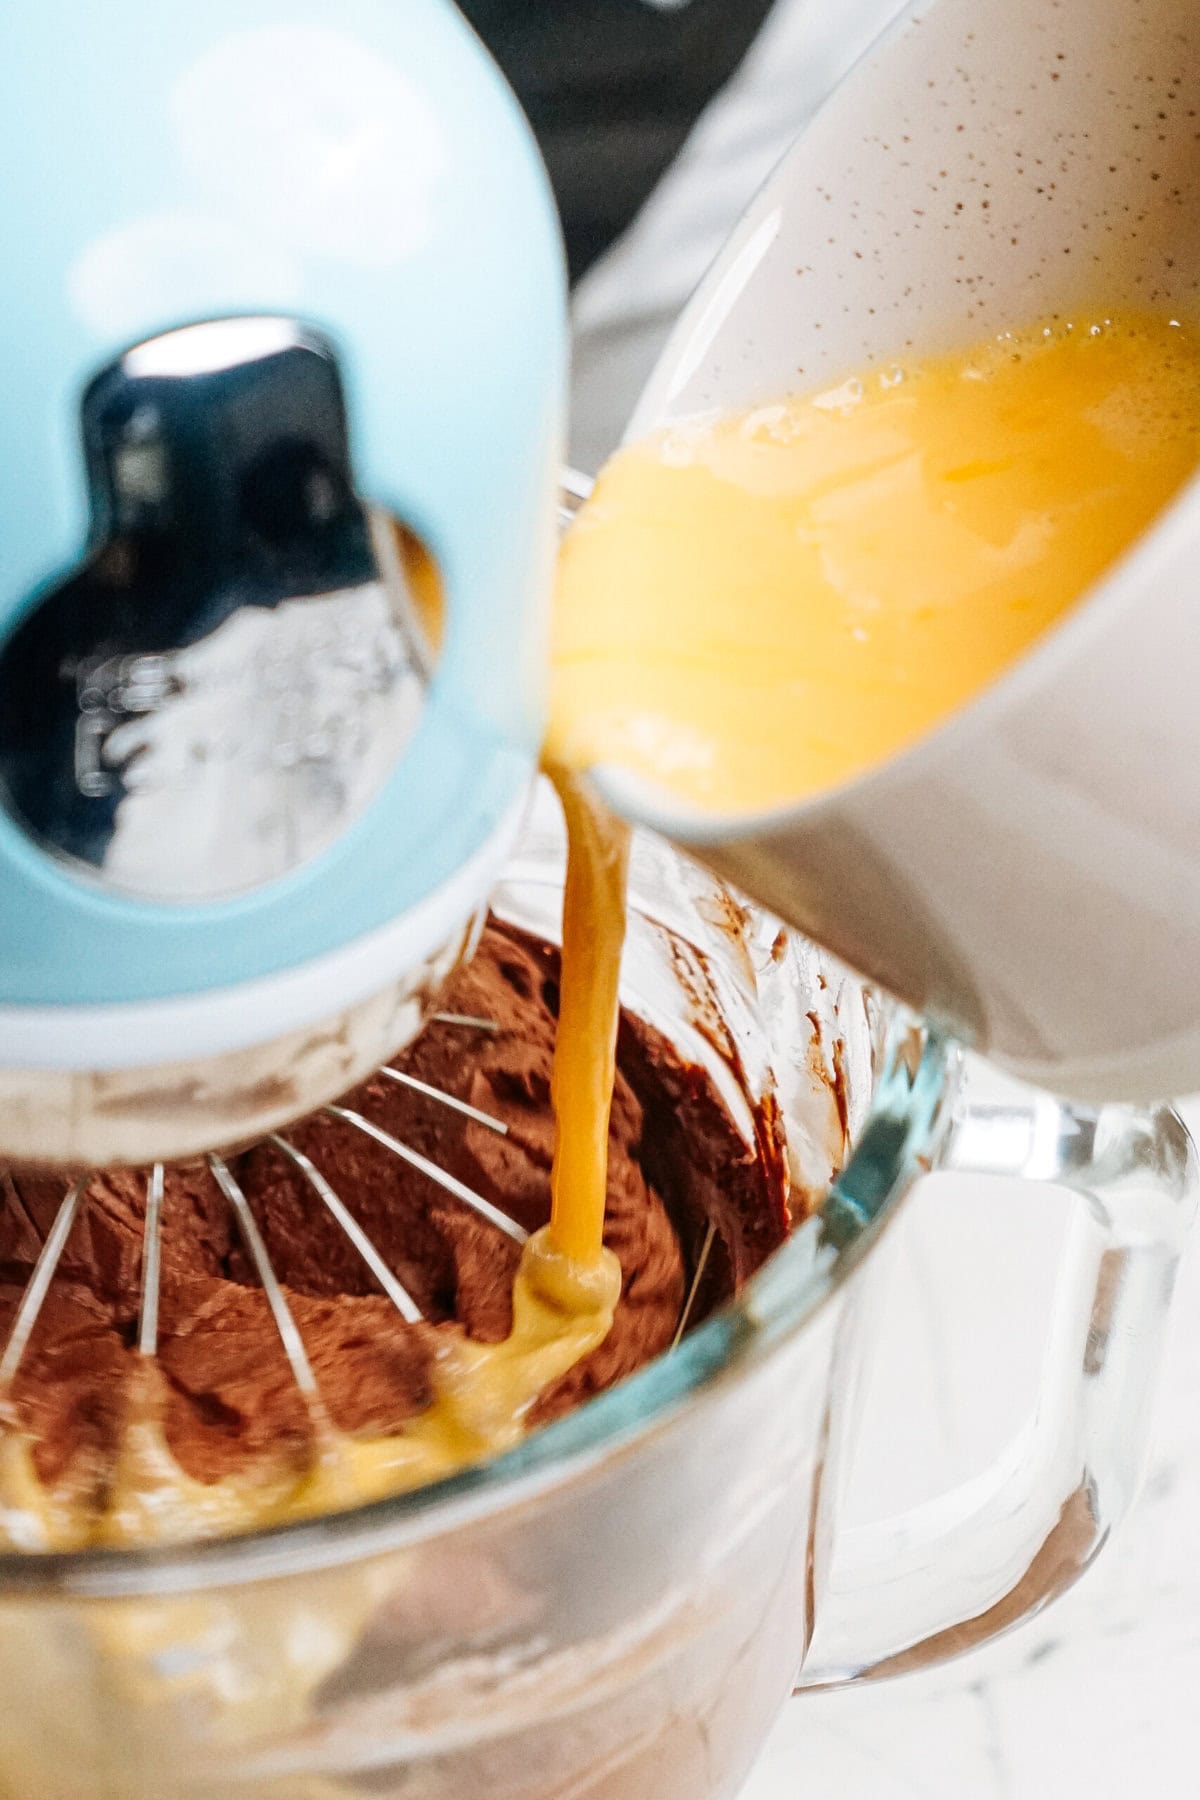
[[0, 319, 432, 904]]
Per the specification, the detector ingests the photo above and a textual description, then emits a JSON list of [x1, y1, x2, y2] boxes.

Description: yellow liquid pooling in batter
[[0, 1230, 620, 1549]]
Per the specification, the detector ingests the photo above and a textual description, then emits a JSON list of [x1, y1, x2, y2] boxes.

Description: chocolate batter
[[0, 923, 789, 1513]]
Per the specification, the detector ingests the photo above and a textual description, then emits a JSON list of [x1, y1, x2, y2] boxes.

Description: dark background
[[458, 1, 778, 283]]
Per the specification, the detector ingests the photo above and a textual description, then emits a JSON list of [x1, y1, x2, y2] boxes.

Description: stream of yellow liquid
[[544, 767, 632, 1268], [4, 311, 1199, 1553]]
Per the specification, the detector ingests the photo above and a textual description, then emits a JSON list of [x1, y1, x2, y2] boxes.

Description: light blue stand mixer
[[0, 0, 566, 1166]]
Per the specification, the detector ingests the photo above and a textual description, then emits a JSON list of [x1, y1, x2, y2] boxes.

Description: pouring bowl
[[604, 0, 1200, 1104]]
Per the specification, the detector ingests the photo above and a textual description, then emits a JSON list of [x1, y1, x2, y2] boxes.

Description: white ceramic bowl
[[608, 0, 1200, 1104]]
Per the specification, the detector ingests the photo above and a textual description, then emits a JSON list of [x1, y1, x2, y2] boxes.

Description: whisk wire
[[671, 1219, 716, 1352], [269, 1135, 424, 1324], [208, 1154, 322, 1403], [430, 1012, 499, 1035], [0, 1178, 87, 1392], [137, 1163, 164, 1358], [378, 1066, 509, 1135], [326, 1106, 529, 1246]]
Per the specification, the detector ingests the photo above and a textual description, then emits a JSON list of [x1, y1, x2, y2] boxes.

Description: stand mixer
[[4, 0, 1197, 1173], [0, 3, 1196, 1797], [0, 0, 565, 1170]]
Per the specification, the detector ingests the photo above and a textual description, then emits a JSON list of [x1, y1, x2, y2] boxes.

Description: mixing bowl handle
[[794, 1082, 1196, 1689]]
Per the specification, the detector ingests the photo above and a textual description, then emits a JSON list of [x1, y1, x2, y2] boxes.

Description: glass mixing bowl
[[0, 784, 1191, 1799]]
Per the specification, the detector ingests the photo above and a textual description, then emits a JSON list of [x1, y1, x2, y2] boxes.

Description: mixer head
[[0, 2, 568, 1167]]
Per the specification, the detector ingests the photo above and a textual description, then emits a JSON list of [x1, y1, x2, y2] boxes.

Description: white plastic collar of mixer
[[0, 789, 527, 1072]]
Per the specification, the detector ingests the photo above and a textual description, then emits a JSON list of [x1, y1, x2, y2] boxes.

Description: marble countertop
[[744, 1085, 1200, 1799]]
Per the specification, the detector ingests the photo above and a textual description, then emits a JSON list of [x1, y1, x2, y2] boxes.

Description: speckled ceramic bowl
[[617, 0, 1200, 1106]]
